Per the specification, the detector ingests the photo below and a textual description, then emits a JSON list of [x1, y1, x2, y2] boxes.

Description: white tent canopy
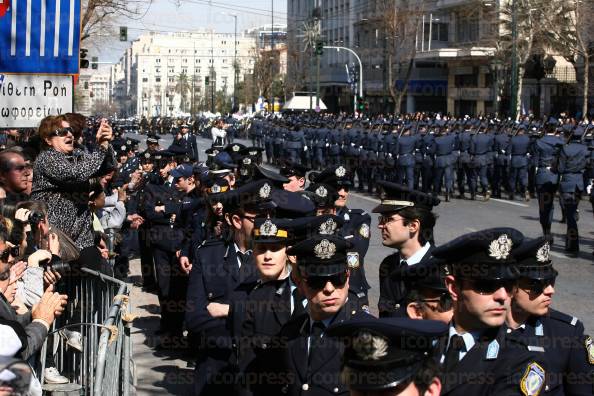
[[283, 93, 327, 111]]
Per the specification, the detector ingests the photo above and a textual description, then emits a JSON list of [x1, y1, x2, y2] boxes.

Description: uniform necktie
[[292, 288, 305, 316], [238, 250, 252, 280], [308, 321, 326, 366], [443, 335, 465, 372]]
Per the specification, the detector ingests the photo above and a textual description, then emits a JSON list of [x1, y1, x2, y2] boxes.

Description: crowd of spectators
[[0, 113, 119, 394]]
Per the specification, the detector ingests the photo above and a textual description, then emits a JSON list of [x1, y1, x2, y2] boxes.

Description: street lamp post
[[324, 46, 363, 113], [510, 0, 518, 119]]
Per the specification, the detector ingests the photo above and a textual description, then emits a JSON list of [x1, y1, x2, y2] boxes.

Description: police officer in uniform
[[433, 122, 456, 202], [455, 122, 473, 199], [375, 181, 440, 318], [327, 313, 446, 396], [186, 180, 273, 394], [237, 215, 341, 395], [533, 122, 564, 239], [558, 126, 588, 256], [432, 228, 549, 396], [400, 256, 453, 323], [509, 125, 532, 201], [271, 234, 365, 396], [507, 237, 594, 395], [492, 126, 511, 198], [314, 166, 372, 306], [468, 124, 493, 201], [395, 126, 418, 190]]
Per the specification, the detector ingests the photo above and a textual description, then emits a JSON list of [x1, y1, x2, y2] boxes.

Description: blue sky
[[93, 0, 287, 63]]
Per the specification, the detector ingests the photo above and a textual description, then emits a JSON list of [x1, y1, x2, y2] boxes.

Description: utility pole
[[271, 0, 275, 113], [510, 0, 518, 119], [211, 29, 215, 113]]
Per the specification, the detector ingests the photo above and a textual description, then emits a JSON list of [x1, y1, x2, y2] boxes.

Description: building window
[[424, 22, 449, 42], [454, 73, 477, 88], [156, 77, 161, 82], [169, 77, 175, 83], [456, 14, 478, 43], [182, 68, 188, 74], [156, 58, 161, 63], [142, 77, 148, 82]]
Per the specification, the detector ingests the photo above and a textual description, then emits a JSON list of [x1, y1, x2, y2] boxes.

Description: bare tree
[[542, 0, 594, 118], [378, 0, 425, 115], [81, 0, 153, 42]]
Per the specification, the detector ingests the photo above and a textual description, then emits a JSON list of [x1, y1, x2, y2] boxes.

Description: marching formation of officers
[[250, 113, 594, 256], [108, 112, 593, 396]]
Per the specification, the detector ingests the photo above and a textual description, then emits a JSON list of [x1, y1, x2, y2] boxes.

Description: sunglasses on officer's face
[[420, 293, 453, 313], [0, 246, 20, 262], [305, 271, 348, 290], [460, 278, 517, 295], [52, 127, 74, 137], [519, 276, 556, 295]]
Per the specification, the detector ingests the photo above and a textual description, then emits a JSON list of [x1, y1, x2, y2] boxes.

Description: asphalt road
[[127, 132, 594, 333]]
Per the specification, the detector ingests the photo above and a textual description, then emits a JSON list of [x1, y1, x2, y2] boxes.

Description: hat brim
[[342, 362, 420, 391], [517, 266, 558, 281], [299, 261, 346, 277], [371, 204, 412, 214]]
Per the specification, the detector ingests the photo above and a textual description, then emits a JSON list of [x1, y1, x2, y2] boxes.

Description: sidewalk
[[128, 259, 193, 395]]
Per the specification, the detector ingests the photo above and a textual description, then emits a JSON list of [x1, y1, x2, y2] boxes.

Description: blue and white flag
[[0, 0, 81, 74]]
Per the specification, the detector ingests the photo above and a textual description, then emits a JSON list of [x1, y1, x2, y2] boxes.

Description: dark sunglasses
[[0, 246, 20, 261], [461, 278, 517, 295], [520, 277, 556, 295], [52, 127, 74, 137], [420, 293, 453, 313], [305, 271, 348, 290]]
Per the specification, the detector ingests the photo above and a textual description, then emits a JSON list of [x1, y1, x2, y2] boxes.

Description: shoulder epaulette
[[549, 309, 579, 326], [199, 238, 225, 248]]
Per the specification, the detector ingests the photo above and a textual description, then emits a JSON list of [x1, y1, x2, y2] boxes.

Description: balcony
[[450, 87, 494, 101], [435, 0, 479, 9]]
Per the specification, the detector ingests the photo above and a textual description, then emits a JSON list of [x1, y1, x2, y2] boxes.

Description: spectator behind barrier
[[30, 115, 115, 271], [0, 220, 68, 361]]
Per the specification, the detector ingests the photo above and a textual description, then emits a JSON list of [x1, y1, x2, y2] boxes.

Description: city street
[[128, 132, 594, 395]]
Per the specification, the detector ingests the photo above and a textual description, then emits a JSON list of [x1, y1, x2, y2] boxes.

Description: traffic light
[[80, 49, 89, 69], [315, 41, 324, 56], [119, 26, 128, 42], [357, 97, 365, 112], [205, 76, 210, 86], [91, 56, 98, 70]]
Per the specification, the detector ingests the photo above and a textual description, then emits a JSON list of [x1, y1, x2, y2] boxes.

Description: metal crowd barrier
[[39, 267, 134, 395]]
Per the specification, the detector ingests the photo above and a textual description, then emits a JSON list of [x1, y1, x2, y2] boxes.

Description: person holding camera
[[0, 224, 68, 361], [31, 115, 115, 270]]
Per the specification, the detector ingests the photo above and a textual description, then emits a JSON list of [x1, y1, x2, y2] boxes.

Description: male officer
[[401, 257, 453, 324], [433, 122, 456, 202], [507, 237, 594, 395], [468, 124, 493, 201], [533, 122, 564, 239], [509, 125, 532, 201], [558, 127, 588, 256], [169, 124, 199, 161], [327, 314, 446, 396], [455, 122, 473, 199], [313, 122, 329, 170], [186, 180, 270, 395], [375, 181, 440, 318], [272, 234, 364, 395], [492, 126, 511, 198], [432, 228, 549, 396], [143, 155, 186, 341], [284, 125, 307, 166], [280, 162, 308, 192], [314, 166, 372, 306], [420, 123, 436, 194], [395, 125, 418, 190]]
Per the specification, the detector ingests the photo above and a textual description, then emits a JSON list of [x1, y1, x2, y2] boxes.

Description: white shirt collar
[[447, 323, 481, 359], [401, 242, 431, 266]]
